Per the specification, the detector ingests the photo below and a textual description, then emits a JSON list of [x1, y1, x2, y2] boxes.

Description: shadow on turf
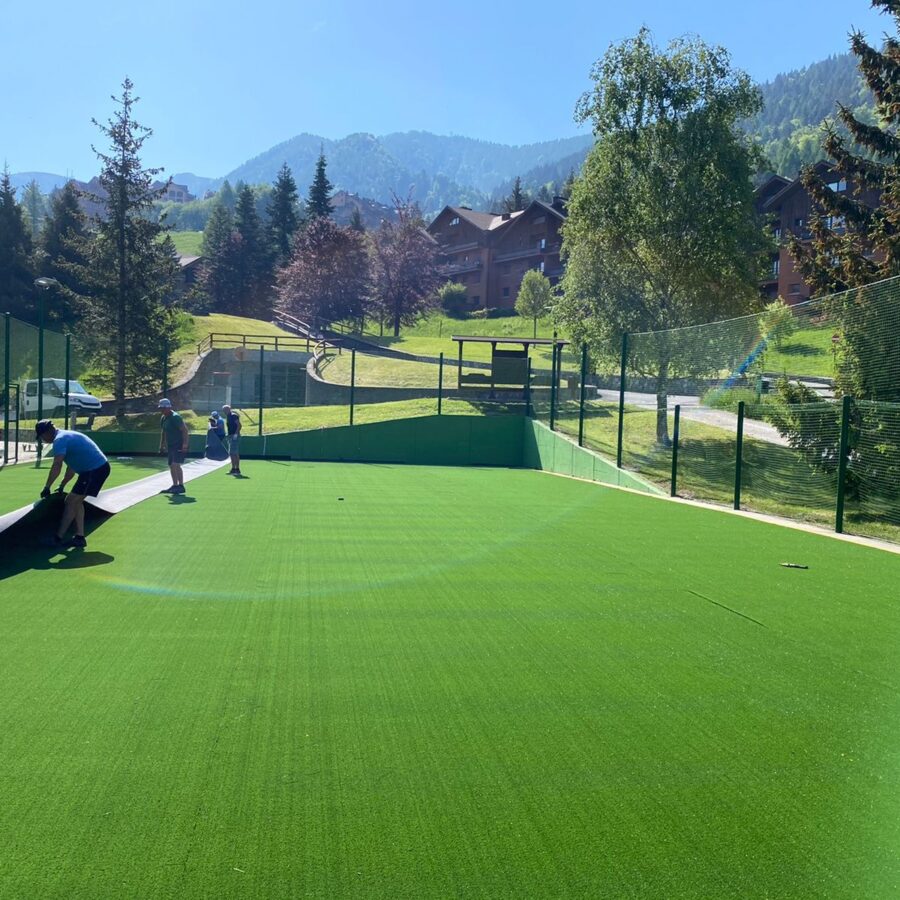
[[166, 494, 197, 504], [0, 531, 114, 581]]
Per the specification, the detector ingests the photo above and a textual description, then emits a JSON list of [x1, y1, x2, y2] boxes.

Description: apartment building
[[427, 198, 567, 310], [756, 162, 881, 303]]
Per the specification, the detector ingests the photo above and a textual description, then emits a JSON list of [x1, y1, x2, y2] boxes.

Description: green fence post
[[835, 395, 852, 534], [437, 352, 444, 415], [734, 400, 745, 510], [578, 343, 588, 446], [162, 337, 169, 396], [3, 313, 9, 463], [349, 349, 356, 425], [616, 332, 628, 469], [549, 342, 558, 431], [457, 340, 463, 389], [670, 404, 681, 497], [64, 335, 71, 427], [13, 385, 19, 463], [257, 346, 264, 437], [525, 358, 532, 417]]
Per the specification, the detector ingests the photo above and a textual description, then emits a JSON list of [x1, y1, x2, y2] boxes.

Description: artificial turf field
[[0, 457, 169, 516], [0, 460, 898, 898]]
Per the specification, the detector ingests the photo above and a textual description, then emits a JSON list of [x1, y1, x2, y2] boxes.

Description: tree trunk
[[393, 303, 401, 338], [655, 357, 670, 447]]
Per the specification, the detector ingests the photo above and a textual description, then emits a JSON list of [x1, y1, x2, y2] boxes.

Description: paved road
[[594, 389, 790, 447]]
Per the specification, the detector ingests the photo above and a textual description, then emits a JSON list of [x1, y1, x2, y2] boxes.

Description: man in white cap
[[158, 399, 190, 493]]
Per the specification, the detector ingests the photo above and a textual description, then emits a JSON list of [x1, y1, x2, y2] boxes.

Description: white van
[[23, 378, 103, 423]]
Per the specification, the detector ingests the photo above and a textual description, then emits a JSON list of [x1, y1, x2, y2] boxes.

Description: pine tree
[[199, 199, 238, 312], [268, 162, 301, 265], [218, 179, 236, 213], [70, 78, 179, 417], [349, 206, 365, 232], [233, 184, 274, 318], [0, 168, 34, 320], [306, 150, 334, 220], [40, 180, 89, 326], [503, 175, 528, 212], [787, 0, 900, 400], [20, 180, 48, 239]]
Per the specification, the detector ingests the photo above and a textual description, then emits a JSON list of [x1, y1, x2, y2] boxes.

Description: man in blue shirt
[[36, 419, 110, 548]]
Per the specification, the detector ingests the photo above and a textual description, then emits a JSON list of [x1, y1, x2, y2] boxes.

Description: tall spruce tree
[[199, 199, 238, 312], [268, 162, 301, 265], [71, 78, 179, 417], [306, 150, 334, 220], [233, 184, 273, 318], [787, 0, 900, 401], [503, 176, 528, 212], [40, 180, 89, 326], [20, 180, 49, 239], [0, 169, 34, 320]]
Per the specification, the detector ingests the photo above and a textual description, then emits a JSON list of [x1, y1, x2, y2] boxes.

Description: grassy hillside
[[169, 231, 204, 256]]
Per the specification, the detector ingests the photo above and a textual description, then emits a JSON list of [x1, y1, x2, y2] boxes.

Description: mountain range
[[9, 51, 876, 218]]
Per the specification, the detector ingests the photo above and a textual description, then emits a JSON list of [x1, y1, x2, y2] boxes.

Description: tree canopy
[[557, 28, 770, 442]]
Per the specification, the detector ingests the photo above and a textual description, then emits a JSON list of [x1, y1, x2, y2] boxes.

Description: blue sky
[[1, 0, 891, 179]]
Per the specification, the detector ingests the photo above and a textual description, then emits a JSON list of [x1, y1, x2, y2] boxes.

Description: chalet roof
[[491, 199, 566, 244], [762, 161, 835, 210], [178, 255, 202, 268], [450, 207, 502, 230]]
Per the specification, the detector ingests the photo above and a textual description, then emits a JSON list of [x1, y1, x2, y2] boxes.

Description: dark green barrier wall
[[90, 416, 526, 469], [89, 417, 659, 493], [523, 419, 664, 495]]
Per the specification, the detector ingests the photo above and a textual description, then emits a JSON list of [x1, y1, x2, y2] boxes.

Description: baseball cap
[[211, 410, 220, 418], [158, 398, 173, 409], [35, 419, 55, 439]]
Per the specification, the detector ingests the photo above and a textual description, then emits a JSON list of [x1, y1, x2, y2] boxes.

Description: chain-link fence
[[547, 276, 900, 544], [2, 314, 73, 463]]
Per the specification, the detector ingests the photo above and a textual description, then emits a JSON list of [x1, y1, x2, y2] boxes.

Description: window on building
[[789, 283, 802, 295], [533, 215, 545, 224], [793, 217, 805, 229], [538, 238, 546, 250], [538, 261, 545, 274], [827, 178, 848, 192], [772, 258, 780, 276], [472, 295, 480, 305], [825, 215, 846, 230], [450, 216, 460, 226], [773, 227, 781, 241], [502, 263, 511, 275], [502, 287, 510, 298]]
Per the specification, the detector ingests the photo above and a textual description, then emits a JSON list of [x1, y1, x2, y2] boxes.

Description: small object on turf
[[72, 535, 87, 548], [338, 497, 344, 501], [781, 562, 809, 569], [116, 456, 133, 461], [40, 487, 51, 500]]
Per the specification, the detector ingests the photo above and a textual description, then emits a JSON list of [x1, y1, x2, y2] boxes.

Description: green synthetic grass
[[1, 461, 898, 897], [0, 456, 169, 516]]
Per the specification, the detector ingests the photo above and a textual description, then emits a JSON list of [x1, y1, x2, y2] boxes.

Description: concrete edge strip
[[534, 467, 900, 557]]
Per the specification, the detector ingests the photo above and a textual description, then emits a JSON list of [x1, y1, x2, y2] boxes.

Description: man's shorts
[[228, 435, 240, 452], [72, 461, 111, 497], [167, 448, 186, 465]]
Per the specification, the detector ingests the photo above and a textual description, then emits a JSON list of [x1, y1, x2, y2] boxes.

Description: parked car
[[22, 378, 103, 425]]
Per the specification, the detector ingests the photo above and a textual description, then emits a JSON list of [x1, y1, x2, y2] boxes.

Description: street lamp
[[33, 277, 59, 455]]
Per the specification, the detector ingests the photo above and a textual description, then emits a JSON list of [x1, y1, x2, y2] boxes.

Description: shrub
[[438, 281, 469, 318]]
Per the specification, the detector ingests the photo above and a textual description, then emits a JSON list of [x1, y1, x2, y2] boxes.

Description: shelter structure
[[451, 335, 569, 395]]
